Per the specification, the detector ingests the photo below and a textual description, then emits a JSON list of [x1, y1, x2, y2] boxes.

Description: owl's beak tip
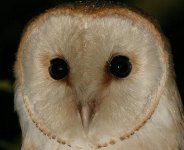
[[78, 101, 97, 130]]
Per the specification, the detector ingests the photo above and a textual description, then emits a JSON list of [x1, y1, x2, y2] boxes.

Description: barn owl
[[14, 3, 184, 150]]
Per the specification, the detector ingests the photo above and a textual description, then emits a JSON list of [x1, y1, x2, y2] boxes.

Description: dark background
[[0, 0, 183, 150]]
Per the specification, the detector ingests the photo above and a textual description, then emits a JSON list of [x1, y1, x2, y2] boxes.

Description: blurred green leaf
[[0, 80, 13, 93], [0, 136, 21, 150]]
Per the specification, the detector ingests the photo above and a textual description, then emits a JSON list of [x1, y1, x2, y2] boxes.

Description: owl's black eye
[[108, 55, 132, 78], [49, 58, 69, 80]]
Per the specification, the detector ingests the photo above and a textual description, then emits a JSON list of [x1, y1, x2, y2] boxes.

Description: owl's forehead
[[25, 12, 158, 62], [20, 6, 165, 76]]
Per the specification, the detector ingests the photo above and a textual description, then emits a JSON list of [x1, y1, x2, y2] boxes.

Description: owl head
[[14, 4, 181, 149]]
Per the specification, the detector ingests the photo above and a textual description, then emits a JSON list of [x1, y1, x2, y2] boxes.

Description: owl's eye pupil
[[108, 55, 132, 78], [49, 58, 69, 80]]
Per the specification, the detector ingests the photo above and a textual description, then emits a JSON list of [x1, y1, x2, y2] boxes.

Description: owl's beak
[[78, 101, 96, 131]]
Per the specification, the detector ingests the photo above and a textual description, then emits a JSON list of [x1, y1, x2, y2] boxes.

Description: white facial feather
[[14, 5, 184, 150]]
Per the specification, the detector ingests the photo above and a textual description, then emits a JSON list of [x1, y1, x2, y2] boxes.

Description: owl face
[[15, 5, 168, 148]]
